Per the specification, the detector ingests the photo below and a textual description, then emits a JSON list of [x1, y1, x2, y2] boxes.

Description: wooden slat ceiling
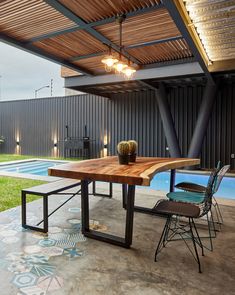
[[184, 0, 235, 62], [0, 0, 195, 76]]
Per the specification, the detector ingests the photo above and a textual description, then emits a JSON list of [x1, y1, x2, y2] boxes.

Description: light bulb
[[113, 61, 127, 73], [101, 55, 118, 72], [122, 66, 136, 79]]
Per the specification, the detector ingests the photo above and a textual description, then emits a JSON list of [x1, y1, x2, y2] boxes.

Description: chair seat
[[175, 182, 206, 193], [167, 191, 205, 204], [153, 200, 200, 218]]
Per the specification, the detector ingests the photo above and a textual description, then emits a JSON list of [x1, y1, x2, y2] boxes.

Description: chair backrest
[[206, 161, 221, 188], [201, 163, 229, 217], [212, 164, 230, 194]]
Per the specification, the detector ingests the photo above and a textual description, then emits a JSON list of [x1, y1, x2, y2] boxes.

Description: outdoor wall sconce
[[104, 144, 108, 149], [16, 141, 20, 146], [54, 143, 57, 147]]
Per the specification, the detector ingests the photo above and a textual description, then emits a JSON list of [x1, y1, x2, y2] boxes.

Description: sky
[[0, 42, 65, 101]]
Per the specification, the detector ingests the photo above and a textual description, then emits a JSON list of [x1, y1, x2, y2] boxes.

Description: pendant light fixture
[[101, 14, 137, 79], [101, 47, 118, 72]]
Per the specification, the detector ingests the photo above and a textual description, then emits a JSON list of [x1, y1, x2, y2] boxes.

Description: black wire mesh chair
[[152, 165, 230, 273], [175, 161, 224, 227]]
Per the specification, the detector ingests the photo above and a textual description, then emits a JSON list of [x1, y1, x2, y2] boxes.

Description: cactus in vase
[[117, 141, 130, 164], [128, 140, 138, 155], [117, 141, 130, 155]]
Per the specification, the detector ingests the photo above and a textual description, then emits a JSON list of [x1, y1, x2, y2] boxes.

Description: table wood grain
[[49, 156, 200, 186]]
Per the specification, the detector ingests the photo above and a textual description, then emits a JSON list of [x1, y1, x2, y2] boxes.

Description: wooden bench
[[22, 179, 113, 233]]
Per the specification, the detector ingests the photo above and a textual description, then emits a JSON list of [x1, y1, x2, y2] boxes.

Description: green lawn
[[0, 153, 79, 163], [0, 153, 79, 212], [0, 177, 45, 212]]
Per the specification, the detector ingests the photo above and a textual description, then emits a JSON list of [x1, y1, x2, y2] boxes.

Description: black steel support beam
[[140, 81, 181, 157], [0, 33, 93, 76], [155, 83, 182, 157], [187, 81, 218, 159], [69, 36, 185, 62], [28, 3, 164, 43], [162, 0, 215, 85], [45, 0, 140, 65]]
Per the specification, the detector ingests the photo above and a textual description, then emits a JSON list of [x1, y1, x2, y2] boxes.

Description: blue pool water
[[0, 160, 64, 176], [0, 160, 234, 199], [150, 172, 235, 200]]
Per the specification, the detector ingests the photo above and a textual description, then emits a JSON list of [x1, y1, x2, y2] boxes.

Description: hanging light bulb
[[122, 60, 136, 79], [122, 66, 136, 79], [101, 47, 118, 72], [113, 56, 127, 73]]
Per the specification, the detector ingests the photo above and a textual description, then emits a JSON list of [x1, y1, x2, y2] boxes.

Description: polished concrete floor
[[0, 183, 234, 295]]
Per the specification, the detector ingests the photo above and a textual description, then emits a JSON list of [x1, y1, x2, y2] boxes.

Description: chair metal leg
[[192, 218, 204, 256], [155, 215, 171, 261], [189, 218, 202, 273]]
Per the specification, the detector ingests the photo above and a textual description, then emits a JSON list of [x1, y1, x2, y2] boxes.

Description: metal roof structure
[[1, 0, 235, 95]]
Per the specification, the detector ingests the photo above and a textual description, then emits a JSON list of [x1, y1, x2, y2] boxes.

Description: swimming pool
[[0, 160, 234, 199], [150, 171, 235, 200], [0, 160, 64, 176]]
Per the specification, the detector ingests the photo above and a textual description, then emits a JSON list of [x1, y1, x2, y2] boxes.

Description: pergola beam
[[163, 0, 215, 85], [27, 3, 164, 43], [0, 33, 93, 76], [69, 36, 184, 62], [45, 0, 140, 65], [64, 62, 203, 88]]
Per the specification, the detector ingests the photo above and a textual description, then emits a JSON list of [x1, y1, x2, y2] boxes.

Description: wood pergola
[[1, 0, 234, 84], [0, 0, 235, 159]]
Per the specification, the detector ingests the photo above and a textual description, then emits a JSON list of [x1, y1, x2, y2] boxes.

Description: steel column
[[188, 82, 218, 158], [155, 83, 181, 157]]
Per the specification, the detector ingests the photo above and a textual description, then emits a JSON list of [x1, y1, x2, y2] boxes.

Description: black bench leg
[[43, 196, 48, 233], [22, 191, 27, 228]]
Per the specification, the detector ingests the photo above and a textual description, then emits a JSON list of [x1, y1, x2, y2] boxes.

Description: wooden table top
[[49, 156, 200, 186]]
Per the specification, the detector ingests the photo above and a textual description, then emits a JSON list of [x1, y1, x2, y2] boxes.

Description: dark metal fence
[[0, 84, 234, 169]]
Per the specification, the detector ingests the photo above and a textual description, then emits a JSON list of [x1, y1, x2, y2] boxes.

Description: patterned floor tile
[[38, 238, 55, 247], [23, 254, 49, 265], [55, 240, 76, 248], [24, 245, 42, 255], [40, 246, 63, 257], [17, 285, 46, 295], [67, 218, 80, 224], [12, 272, 38, 288], [37, 275, 63, 293], [63, 247, 84, 259], [0, 229, 18, 237], [8, 260, 32, 274], [2, 236, 19, 244], [68, 207, 81, 213], [30, 262, 56, 277]]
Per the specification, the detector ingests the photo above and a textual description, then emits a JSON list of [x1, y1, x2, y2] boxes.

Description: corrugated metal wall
[[0, 84, 234, 170], [0, 95, 108, 158]]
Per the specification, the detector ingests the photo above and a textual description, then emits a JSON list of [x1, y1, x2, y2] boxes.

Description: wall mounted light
[[104, 144, 108, 149], [16, 141, 20, 146], [54, 143, 57, 148]]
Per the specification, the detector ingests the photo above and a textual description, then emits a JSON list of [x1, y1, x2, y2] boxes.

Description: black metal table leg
[[170, 169, 176, 192], [22, 191, 27, 227], [122, 184, 127, 209], [92, 181, 113, 198], [43, 196, 48, 233], [81, 181, 136, 248]]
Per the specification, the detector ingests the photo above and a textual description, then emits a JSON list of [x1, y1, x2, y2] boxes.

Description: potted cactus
[[117, 141, 130, 164], [128, 140, 138, 162]]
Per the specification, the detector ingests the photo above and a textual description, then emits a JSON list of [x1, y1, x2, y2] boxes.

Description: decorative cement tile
[[0, 229, 18, 237], [63, 247, 84, 259], [23, 254, 49, 265], [30, 262, 56, 277], [37, 275, 63, 292], [6, 252, 25, 262], [49, 232, 68, 241], [38, 238, 55, 247], [17, 285, 46, 295], [8, 261, 32, 274], [32, 232, 48, 240], [67, 218, 80, 224], [71, 223, 82, 231], [12, 272, 38, 288], [24, 245, 42, 255], [48, 226, 62, 234], [2, 236, 19, 244], [68, 233, 86, 243], [68, 207, 81, 213], [55, 240, 76, 248], [40, 246, 63, 257]]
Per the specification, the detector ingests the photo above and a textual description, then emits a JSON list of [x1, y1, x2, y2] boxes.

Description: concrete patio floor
[[0, 182, 234, 295]]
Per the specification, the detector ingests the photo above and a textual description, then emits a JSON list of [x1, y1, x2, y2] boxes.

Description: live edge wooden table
[[49, 156, 200, 248]]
